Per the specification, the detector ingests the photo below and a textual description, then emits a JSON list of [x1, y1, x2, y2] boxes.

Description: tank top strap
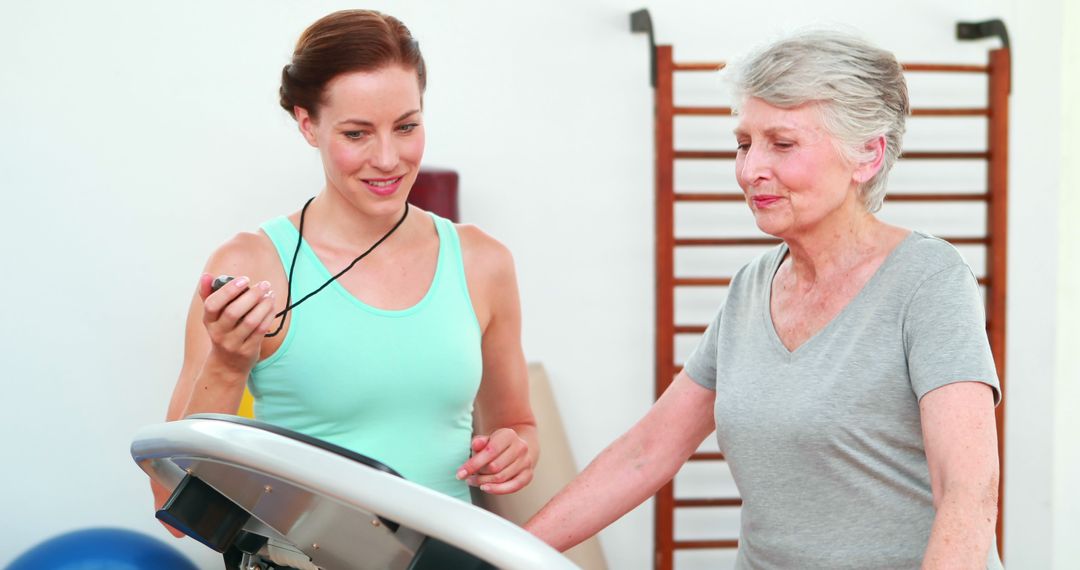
[[428, 213, 476, 313], [259, 216, 301, 274]]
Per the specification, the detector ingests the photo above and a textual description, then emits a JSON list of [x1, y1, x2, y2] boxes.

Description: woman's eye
[[344, 131, 367, 140], [774, 141, 794, 150], [736, 142, 750, 152], [397, 122, 419, 133]]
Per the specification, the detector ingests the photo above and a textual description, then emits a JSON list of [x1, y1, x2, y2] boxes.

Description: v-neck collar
[[761, 231, 917, 360]]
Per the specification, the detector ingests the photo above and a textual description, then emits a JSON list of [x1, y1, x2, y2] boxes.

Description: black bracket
[[156, 474, 251, 553], [630, 8, 657, 87], [956, 19, 1010, 49], [956, 18, 1011, 93]]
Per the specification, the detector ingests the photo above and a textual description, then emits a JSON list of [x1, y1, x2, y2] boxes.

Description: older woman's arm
[[920, 381, 1000, 569], [524, 371, 716, 552]]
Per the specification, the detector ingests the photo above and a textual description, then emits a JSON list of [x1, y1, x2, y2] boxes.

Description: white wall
[[990, 1, 1062, 568], [0, 1, 1066, 568], [1053, 0, 1080, 566]]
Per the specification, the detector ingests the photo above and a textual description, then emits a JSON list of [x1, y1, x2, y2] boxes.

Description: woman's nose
[[738, 145, 771, 186], [369, 135, 399, 171]]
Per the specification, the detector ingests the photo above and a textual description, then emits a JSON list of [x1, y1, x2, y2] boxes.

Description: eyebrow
[[336, 109, 421, 127], [732, 125, 800, 137]]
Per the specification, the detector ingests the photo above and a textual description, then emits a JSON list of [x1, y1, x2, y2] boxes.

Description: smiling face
[[733, 97, 872, 241], [295, 65, 425, 217]]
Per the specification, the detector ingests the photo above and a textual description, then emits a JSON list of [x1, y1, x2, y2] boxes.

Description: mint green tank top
[[249, 213, 482, 502]]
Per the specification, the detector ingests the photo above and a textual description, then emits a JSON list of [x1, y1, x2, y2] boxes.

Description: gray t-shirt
[[684, 231, 1002, 570]]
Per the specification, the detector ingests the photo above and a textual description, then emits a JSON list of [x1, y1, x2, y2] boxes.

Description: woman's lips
[[363, 176, 404, 197], [751, 195, 782, 208]]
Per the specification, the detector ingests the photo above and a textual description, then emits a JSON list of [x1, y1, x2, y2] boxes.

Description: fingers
[[200, 276, 276, 372], [198, 273, 214, 301], [255, 302, 280, 339], [202, 276, 253, 321], [475, 468, 534, 495], [234, 282, 276, 342], [457, 429, 532, 494], [473, 440, 522, 476], [469, 452, 531, 488], [457, 433, 502, 479], [204, 277, 275, 340]]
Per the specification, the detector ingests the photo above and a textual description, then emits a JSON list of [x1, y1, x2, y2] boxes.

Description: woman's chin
[[334, 188, 410, 217], [752, 214, 789, 239]]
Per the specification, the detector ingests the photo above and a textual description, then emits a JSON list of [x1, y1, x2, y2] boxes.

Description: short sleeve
[[683, 306, 722, 390], [904, 263, 1001, 404]]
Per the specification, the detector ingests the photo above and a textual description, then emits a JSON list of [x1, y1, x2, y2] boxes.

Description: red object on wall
[[409, 168, 459, 222]]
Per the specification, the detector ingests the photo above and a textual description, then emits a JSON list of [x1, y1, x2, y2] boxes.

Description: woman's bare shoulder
[[203, 230, 282, 280], [455, 223, 515, 280]]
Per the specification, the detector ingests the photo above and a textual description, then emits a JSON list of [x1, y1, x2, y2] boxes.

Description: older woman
[[525, 30, 1002, 569]]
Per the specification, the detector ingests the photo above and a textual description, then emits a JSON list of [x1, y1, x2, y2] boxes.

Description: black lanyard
[[266, 197, 410, 337]]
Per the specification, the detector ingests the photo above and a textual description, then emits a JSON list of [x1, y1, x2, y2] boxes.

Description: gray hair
[[725, 29, 909, 213]]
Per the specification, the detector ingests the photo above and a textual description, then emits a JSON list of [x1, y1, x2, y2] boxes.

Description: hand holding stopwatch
[[211, 275, 237, 292]]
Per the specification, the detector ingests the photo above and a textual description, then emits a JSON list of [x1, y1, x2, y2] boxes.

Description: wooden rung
[[672, 236, 984, 246], [675, 237, 780, 246], [887, 193, 989, 202], [673, 62, 726, 72], [690, 452, 726, 461], [675, 192, 744, 202], [901, 63, 989, 73], [671, 62, 986, 74], [978, 277, 990, 285], [674, 149, 989, 160], [674, 539, 740, 550], [674, 106, 733, 116], [679, 235, 984, 245], [673, 107, 989, 117], [911, 108, 989, 117], [675, 192, 991, 203], [675, 150, 737, 160], [675, 497, 744, 508], [941, 237, 989, 245], [901, 151, 989, 160], [675, 277, 732, 287], [675, 311, 988, 338], [674, 312, 988, 343]]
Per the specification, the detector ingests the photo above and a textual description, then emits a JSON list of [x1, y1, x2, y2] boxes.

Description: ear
[[294, 106, 320, 148], [852, 135, 887, 184]]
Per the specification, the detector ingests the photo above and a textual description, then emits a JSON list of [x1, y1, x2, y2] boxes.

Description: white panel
[[675, 459, 740, 500], [674, 548, 740, 570]]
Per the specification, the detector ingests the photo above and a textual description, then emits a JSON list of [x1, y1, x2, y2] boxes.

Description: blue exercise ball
[[8, 527, 198, 570]]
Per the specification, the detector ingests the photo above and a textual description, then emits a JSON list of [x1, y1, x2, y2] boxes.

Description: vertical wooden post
[[654, 44, 676, 570], [986, 47, 1010, 559]]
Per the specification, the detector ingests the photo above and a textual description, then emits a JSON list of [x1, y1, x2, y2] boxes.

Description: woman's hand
[[199, 273, 276, 374], [457, 428, 534, 495], [151, 240, 281, 533]]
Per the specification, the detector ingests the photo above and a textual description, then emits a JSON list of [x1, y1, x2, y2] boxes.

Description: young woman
[[151, 10, 537, 533]]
